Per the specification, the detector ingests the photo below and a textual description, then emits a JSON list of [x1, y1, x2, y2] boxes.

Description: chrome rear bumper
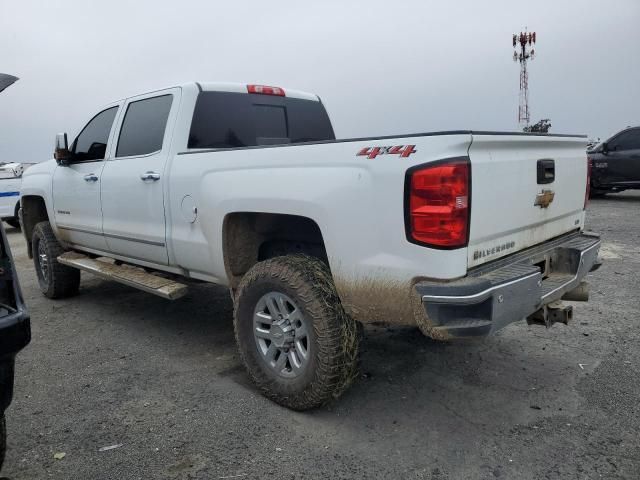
[[415, 232, 601, 337]]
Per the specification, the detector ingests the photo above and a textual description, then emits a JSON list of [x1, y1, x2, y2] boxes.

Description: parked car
[[0, 73, 31, 472], [588, 126, 640, 196], [20, 82, 600, 410], [0, 163, 34, 228]]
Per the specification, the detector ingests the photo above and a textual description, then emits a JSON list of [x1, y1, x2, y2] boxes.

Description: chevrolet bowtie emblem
[[534, 189, 555, 208]]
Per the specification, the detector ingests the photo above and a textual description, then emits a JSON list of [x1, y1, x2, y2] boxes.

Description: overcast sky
[[1, 0, 638, 162]]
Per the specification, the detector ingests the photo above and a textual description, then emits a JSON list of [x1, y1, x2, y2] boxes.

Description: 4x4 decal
[[356, 145, 417, 159]]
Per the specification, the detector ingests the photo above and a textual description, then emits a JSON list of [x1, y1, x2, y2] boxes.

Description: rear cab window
[[187, 91, 335, 149]]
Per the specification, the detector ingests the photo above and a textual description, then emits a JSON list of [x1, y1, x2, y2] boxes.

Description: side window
[[611, 129, 640, 151], [72, 107, 118, 161], [116, 95, 173, 158]]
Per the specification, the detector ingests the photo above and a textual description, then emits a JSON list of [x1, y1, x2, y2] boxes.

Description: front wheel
[[32, 221, 80, 299], [234, 254, 359, 410]]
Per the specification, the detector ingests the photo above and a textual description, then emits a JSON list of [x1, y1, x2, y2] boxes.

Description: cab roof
[[196, 82, 320, 102]]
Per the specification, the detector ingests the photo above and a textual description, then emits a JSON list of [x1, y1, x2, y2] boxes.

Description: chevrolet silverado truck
[[19, 82, 600, 410]]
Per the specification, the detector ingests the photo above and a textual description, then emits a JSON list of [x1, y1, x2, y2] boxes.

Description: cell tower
[[512, 29, 536, 128]]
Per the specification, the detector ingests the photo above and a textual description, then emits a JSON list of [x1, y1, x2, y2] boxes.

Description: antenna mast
[[512, 29, 536, 129]]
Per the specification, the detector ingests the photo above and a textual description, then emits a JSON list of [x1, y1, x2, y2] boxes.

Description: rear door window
[[188, 92, 335, 149], [116, 94, 173, 157]]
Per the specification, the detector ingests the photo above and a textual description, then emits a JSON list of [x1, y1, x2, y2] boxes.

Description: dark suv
[[0, 73, 31, 471], [0, 225, 30, 469], [588, 126, 640, 196]]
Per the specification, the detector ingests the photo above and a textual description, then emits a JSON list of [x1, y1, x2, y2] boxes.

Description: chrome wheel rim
[[253, 292, 310, 378], [37, 240, 49, 283]]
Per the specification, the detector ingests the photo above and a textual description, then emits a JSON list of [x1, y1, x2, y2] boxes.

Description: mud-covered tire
[[32, 221, 80, 299], [0, 413, 6, 471], [234, 254, 359, 410]]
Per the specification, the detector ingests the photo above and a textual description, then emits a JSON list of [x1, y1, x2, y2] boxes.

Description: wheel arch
[[20, 195, 50, 259], [222, 212, 330, 290]]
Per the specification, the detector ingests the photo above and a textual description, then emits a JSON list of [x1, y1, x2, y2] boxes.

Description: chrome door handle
[[140, 171, 161, 181], [84, 174, 99, 182]]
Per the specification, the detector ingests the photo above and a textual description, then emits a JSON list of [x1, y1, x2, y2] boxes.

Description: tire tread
[[32, 221, 80, 299], [234, 254, 358, 410]]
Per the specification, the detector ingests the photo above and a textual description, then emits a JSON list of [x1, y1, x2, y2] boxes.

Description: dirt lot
[[1, 193, 639, 479]]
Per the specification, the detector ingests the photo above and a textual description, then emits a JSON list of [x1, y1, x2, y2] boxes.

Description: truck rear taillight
[[406, 158, 470, 249], [585, 156, 592, 209], [247, 84, 285, 96]]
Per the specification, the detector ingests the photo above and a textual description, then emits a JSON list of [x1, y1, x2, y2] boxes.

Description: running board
[[57, 252, 188, 300]]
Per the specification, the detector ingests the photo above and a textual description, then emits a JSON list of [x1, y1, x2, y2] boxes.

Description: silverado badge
[[534, 189, 555, 208]]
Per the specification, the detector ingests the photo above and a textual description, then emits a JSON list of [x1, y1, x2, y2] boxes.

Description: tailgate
[[467, 134, 588, 268]]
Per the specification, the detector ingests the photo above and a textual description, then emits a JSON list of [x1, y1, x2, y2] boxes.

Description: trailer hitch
[[527, 301, 573, 328]]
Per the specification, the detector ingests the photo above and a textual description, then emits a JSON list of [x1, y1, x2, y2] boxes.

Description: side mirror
[[54, 133, 72, 165], [601, 142, 609, 154]]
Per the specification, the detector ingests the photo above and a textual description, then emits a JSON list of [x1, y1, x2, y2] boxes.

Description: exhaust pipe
[[562, 281, 590, 302], [527, 301, 573, 328]]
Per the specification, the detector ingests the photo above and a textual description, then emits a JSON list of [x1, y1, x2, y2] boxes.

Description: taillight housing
[[405, 158, 470, 249], [585, 156, 592, 209], [247, 84, 285, 96]]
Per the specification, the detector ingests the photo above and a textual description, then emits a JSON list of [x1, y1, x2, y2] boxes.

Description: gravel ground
[[1, 192, 639, 479]]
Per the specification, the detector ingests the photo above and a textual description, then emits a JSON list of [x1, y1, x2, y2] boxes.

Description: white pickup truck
[[20, 82, 600, 409]]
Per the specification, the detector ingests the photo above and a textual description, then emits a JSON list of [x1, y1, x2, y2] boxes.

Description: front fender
[[19, 160, 58, 250]]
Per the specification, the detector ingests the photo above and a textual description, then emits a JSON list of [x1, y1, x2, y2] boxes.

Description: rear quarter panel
[[167, 134, 473, 324]]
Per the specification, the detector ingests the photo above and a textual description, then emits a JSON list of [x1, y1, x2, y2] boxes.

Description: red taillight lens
[[247, 84, 285, 96], [407, 159, 470, 248], [585, 156, 592, 209]]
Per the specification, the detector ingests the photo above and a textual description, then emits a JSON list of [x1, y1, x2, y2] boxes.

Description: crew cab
[[588, 126, 640, 196], [20, 82, 600, 410]]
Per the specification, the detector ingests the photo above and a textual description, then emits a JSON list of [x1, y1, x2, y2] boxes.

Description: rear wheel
[[32, 221, 80, 299], [234, 254, 359, 410]]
